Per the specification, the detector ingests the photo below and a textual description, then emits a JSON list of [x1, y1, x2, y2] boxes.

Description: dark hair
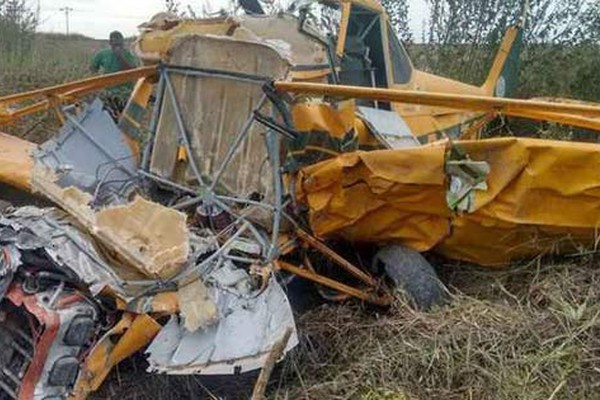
[[109, 31, 124, 44]]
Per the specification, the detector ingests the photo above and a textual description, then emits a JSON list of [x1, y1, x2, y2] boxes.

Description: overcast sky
[[37, 0, 430, 39]]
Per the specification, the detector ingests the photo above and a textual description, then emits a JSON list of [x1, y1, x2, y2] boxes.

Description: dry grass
[[93, 256, 600, 400], [270, 257, 600, 400]]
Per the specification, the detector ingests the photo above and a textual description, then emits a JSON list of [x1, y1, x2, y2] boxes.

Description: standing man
[[91, 31, 138, 117], [91, 31, 137, 74]]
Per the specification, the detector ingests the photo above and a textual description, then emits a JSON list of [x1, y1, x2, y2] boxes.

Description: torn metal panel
[[357, 106, 420, 149], [238, 15, 328, 66], [287, 101, 361, 170], [31, 166, 190, 280], [446, 159, 490, 212], [72, 314, 161, 400], [298, 136, 600, 265], [438, 137, 600, 265], [33, 99, 138, 206], [0, 207, 135, 297], [135, 15, 327, 68], [297, 144, 450, 251], [146, 275, 298, 375], [292, 101, 357, 139]]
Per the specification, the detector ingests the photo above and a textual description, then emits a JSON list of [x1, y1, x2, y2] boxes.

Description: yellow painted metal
[[291, 100, 383, 149], [341, 0, 385, 13], [297, 228, 379, 287], [336, 1, 352, 57], [292, 101, 356, 138], [276, 81, 600, 118], [71, 314, 160, 400], [275, 81, 600, 131], [439, 138, 600, 265], [290, 67, 335, 82], [0, 66, 157, 125], [0, 132, 35, 191], [482, 26, 521, 94], [297, 144, 450, 251], [297, 137, 600, 266], [121, 76, 157, 157], [275, 260, 392, 306], [125, 76, 155, 115], [0, 66, 155, 105], [507, 109, 600, 133]]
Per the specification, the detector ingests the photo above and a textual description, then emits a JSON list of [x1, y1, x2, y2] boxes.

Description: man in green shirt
[[91, 31, 138, 117], [91, 31, 137, 74]]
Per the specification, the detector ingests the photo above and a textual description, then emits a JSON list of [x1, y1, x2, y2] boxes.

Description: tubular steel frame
[[140, 64, 391, 305]]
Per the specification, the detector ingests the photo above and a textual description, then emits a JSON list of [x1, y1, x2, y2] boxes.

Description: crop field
[[0, 33, 102, 142], [2, 32, 600, 400]]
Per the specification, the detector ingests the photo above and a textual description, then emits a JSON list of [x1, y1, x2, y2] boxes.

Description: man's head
[[109, 31, 125, 48]]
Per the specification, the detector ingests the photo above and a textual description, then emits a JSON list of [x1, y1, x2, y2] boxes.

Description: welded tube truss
[[140, 65, 287, 269], [138, 65, 390, 305]]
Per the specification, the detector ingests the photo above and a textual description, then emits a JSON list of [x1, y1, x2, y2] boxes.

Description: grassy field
[[3, 34, 600, 400], [0, 33, 103, 142], [0, 33, 100, 96]]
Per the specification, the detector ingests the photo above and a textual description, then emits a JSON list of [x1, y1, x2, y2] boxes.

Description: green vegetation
[[0, 2, 101, 141], [0, 0, 98, 94], [386, 0, 600, 102], [0, 0, 37, 65], [0, 33, 99, 142]]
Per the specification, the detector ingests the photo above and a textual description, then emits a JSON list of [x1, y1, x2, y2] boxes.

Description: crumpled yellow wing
[[298, 137, 600, 266]]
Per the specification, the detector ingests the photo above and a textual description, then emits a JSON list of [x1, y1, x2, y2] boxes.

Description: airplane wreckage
[[1, 0, 600, 398]]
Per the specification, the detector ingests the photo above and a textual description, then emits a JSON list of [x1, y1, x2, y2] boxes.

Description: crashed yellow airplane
[[0, 0, 600, 398]]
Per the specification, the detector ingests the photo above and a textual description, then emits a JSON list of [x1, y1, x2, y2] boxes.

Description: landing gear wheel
[[374, 245, 448, 310]]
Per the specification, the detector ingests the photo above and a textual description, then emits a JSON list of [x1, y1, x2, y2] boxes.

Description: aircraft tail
[[481, 25, 524, 98], [482, 0, 528, 97]]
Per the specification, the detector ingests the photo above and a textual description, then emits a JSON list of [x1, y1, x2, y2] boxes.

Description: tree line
[[385, 0, 600, 101], [0, 0, 37, 64]]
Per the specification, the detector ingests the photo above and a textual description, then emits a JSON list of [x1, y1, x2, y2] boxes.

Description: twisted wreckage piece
[[1, 1, 600, 399]]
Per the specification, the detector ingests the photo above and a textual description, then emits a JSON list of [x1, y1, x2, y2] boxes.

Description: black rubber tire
[[374, 245, 448, 310]]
